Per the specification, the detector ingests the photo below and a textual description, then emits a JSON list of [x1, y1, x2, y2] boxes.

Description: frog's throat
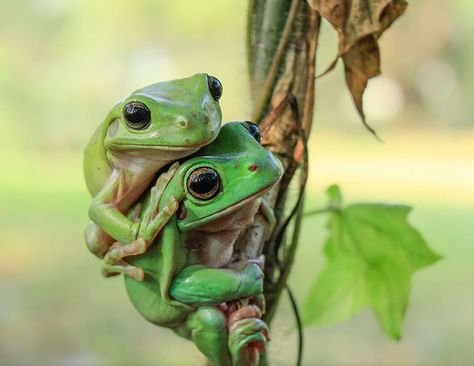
[[109, 147, 200, 175], [181, 181, 278, 232]]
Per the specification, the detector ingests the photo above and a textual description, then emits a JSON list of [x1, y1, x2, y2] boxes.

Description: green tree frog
[[119, 121, 283, 365], [83, 73, 223, 277]]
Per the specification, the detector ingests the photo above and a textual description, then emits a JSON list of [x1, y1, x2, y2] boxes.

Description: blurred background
[[0, 0, 472, 364]]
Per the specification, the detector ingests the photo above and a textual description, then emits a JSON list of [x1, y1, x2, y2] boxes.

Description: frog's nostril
[[249, 164, 258, 172], [176, 117, 189, 128]]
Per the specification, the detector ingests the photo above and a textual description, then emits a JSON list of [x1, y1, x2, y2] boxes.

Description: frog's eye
[[207, 75, 223, 102], [187, 167, 221, 200], [123, 101, 151, 130], [242, 121, 261, 143]]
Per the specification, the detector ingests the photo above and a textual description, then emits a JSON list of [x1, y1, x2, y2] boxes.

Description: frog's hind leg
[[183, 306, 232, 366]]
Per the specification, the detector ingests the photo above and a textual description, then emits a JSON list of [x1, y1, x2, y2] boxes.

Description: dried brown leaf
[[343, 35, 381, 138], [307, 0, 346, 52], [307, 0, 407, 137]]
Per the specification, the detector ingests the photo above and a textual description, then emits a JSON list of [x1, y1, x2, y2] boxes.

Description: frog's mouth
[[181, 181, 278, 231], [107, 128, 220, 152], [111, 142, 209, 151]]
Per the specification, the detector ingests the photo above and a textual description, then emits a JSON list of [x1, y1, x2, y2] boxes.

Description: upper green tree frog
[[118, 121, 283, 365], [83, 73, 223, 270]]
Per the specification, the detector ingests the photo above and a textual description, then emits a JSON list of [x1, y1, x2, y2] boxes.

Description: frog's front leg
[[169, 261, 264, 306], [90, 203, 144, 280], [103, 164, 180, 264], [101, 203, 179, 281], [87, 171, 140, 246], [101, 164, 180, 279], [85, 200, 144, 260]]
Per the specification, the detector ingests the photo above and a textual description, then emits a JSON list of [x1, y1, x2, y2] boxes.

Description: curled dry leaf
[[307, 0, 407, 137]]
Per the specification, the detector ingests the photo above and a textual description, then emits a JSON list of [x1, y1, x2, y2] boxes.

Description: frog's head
[[103, 73, 222, 156], [164, 121, 283, 232]]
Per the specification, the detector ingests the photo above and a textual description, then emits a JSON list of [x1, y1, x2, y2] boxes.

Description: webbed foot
[[228, 305, 270, 366]]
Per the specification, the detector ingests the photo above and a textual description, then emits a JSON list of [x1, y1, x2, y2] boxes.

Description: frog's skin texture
[[83, 74, 223, 273], [123, 122, 283, 366]]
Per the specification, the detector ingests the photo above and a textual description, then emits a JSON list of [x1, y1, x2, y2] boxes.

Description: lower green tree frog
[[119, 121, 283, 365]]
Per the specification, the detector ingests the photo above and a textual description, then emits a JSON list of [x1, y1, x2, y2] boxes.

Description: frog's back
[[83, 123, 112, 196]]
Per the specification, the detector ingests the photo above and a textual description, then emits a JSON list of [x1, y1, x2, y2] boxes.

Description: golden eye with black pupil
[[123, 101, 151, 130], [243, 121, 261, 143], [207, 75, 223, 102], [187, 167, 221, 200]]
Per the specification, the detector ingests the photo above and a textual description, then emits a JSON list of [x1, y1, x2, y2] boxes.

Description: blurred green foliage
[[0, 0, 473, 365]]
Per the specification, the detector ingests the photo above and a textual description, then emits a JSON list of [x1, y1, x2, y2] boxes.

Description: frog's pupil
[[123, 101, 151, 129], [188, 167, 220, 200], [191, 171, 219, 194], [207, 75, 223, 102]]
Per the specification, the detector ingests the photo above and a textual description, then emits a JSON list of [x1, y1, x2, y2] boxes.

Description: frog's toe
[[229, 318, 269, 341], [233, 331, 267, 354], [103, 239, 147, 264], [228, 317, 269, 365], [101, 262, 144, 282], [228, 304, 262, 324], [125, 266, 145, 281]]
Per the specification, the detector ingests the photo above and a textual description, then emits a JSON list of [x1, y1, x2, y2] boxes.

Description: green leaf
[[303, 186, 441, 340], [303, 252, 369, 326]]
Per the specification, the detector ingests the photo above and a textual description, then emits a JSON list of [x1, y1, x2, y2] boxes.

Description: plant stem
[[303, 206, 339, 217], [252, 0, 301, 122], [241, 2, 321, 364]]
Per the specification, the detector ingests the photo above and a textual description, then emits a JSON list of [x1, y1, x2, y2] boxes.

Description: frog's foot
[[228, 305, 270, 366], [101, 259, 144, 281], [100, 239, 147, 281]]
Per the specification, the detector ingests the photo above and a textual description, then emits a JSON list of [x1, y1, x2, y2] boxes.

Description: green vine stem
[[251, 0, 301, 122], [235, 1, 321, 364]]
